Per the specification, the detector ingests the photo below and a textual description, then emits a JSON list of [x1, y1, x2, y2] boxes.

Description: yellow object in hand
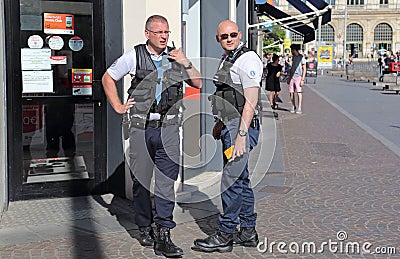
[[224, 145, 234, 160]]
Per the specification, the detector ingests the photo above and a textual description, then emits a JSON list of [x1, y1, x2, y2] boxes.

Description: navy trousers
[[129, 123, 180, 229], [218, 117, 260, 234]]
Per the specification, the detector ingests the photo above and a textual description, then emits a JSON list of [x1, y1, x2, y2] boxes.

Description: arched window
[[374, 23, 392, 42], [374, 23, 392, 51], [316, 24, 335, 43], [347, 23, 363, 42], [346, 23, 363, 58]]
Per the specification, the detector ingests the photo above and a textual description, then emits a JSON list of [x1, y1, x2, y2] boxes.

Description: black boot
[[233, 227, 259, 247], [192, 230, 233, 253], [138, 226, 154, 247], [154, 226, 184, 257]]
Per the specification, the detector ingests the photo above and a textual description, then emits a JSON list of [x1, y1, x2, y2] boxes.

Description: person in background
[[287, 44, 306, 114], [377, 56, 384, 81], [265, 53, 282, 110], [262, 53, 268, 78]]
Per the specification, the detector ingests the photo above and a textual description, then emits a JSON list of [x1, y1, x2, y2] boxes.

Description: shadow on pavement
[[177, 189, 220, 236], [70, 189, 105, 258], [92, 165, 143, 246], [381, 92, 400, 95], [92, 193, 143, 243]]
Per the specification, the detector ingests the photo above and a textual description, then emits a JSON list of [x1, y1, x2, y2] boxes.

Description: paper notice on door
[[21, 48, 51, 70], [22, 70, 54, 93]]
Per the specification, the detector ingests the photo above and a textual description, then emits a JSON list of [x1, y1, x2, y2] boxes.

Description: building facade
[[281, 0, 400, 59]]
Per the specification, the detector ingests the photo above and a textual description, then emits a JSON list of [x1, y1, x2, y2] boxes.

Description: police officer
[[192, 20, 262, 253], [102, 15, 202, 257]]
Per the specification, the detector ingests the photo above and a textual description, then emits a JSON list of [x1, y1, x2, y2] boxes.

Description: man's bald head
[[217, 20, 239, 35]]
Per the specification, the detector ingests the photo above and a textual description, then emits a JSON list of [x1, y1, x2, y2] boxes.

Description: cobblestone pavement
[[1, 76, 400, 258]]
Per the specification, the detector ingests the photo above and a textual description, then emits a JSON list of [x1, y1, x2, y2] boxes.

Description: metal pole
[[180, 0, 187, 192], [229, 0, 236, 22], [248, 0, 257, 50], [245, 0, 249, 48], [318, 16, 322, 42], [343, 0, 347, 69], [258, 32, 263, 57]]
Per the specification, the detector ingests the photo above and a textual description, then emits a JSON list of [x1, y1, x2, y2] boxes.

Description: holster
[[122, 113, 131, 140]]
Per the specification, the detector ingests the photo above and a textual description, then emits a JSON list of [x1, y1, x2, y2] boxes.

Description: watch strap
[[183, 61, 193, 70]]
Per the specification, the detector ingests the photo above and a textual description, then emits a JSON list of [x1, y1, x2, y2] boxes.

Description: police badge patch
[[248, 70, 256, 79]]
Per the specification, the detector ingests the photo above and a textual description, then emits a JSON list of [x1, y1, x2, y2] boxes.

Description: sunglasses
[[146, 29, 171, 36], [219, 32, 239, 40]]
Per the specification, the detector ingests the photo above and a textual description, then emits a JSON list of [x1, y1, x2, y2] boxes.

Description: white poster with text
[[22, 70, 54, 93]]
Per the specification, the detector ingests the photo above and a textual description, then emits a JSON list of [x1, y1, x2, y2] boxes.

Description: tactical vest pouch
[[213, 68, 230, 87], [166, 85, 182, 107], [160, 68, 183, 114], [208, 91, 221, 115], [210, 89, 242, 119], [234, 89, 245, 113], [135, 69, 154, 80], [129, 69, 158, 114]]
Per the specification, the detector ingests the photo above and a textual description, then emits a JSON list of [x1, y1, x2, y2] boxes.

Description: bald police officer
[[192, 20, 262, 253]]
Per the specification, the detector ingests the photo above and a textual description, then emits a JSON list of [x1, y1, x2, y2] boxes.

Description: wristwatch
[[238, 130, 247, 137], [183, 61, 193, 70]]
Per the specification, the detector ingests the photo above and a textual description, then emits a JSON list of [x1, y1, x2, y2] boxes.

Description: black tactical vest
[[210, 45, 259, 119], [128, 44, 184, 117]]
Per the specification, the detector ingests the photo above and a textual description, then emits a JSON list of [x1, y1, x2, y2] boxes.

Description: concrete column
[[0, 0, 7, 215]]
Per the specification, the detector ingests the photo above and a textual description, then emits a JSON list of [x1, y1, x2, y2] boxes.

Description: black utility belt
[[130, 116, 178, 130], [219, 115, 259, 128]]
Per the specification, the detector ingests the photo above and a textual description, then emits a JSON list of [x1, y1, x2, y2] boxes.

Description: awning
[[287, 0, 332, 26], [256, 3, 315, 43], [286, 0, 319, 29], [254, 0, 332, 44]]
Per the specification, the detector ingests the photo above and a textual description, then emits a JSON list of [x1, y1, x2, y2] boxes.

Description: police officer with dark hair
[[102, 14, 202, 257], [192, 20, 262, 253]]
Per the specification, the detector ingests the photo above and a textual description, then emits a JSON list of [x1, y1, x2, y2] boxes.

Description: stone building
[[281, 0, 400, 59]]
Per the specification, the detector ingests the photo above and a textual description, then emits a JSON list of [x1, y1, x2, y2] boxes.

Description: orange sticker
[[44, 13, 74, 35]]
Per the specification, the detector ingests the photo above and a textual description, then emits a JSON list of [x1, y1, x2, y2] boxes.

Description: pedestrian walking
[[102, 14, 202, 257], [287, 44, 306, 114], [265, 53, 282, 110], [192, 20, 262, 253], [262, 53, 268, 78]]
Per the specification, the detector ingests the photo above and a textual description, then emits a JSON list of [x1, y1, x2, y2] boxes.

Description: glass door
[[6, 0, 107, 200]]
